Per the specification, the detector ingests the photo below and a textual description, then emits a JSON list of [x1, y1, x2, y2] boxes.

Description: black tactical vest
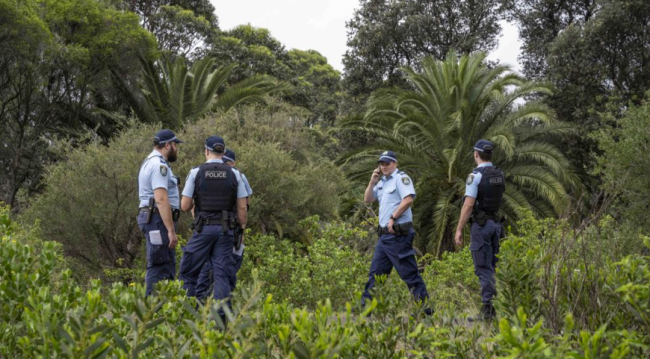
[[473, 166, 505, 214], [193, 162, 237, 216]]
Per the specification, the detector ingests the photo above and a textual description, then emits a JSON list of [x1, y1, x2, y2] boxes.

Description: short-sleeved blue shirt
[[464, 162, 493, 198], [373, 168, 416, 227], [138, 150, 180, 209], [182, 159, 248, 200], [241, 173, 253, 196]]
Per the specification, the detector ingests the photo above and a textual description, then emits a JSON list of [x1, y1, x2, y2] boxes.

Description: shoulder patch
[[466, 174, 474, 185], [401, 176, 411, 185], [160, 165, 168, 177]]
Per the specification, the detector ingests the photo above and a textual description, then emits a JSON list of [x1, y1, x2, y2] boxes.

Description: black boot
[[468, 303, 496, 322]]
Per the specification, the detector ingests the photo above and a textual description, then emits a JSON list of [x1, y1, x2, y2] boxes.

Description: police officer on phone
[[455, 139, 505, 322], [178, 136, 248, 311], [137, 129, 183, 296], [361, 151, 431, 314]]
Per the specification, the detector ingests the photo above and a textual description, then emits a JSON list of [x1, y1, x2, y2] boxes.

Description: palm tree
[[116, 56, 285, 129], [338, 51, 581, 255]]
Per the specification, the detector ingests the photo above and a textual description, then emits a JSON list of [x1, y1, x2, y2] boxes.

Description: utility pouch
[[221, 210, 229, 234], [146, 198, 155, 224], [234, 226, 244, 250], [228, 213, 237, 229], [193, 216, 204, 233], [473, 211, 487, 226]]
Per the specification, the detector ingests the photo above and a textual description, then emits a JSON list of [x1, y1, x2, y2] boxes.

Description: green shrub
[[237, 217, 368, 309], [2, 212, 650, 358], [422, 248, 479, 310], [595, 93, 650, 231], [495, 210, 650, 336], [21, 100, 347, 282]]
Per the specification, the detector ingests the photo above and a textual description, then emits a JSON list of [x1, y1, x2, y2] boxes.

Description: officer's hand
[[168, 231, 179, 249], [454, 230, 463, 247], [388, 218, 396, 234], [371, 168, 381, 183]]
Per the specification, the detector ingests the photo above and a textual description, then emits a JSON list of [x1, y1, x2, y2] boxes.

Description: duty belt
[[377, 222, 413, 236], [139, 207, 180, 222], [470, 212, 497, 226], [201, 218, 228, 226]]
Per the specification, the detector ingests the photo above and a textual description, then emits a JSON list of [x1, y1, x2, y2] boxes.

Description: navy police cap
[[473, 139, 494, 154], [378, 150, 397, 163], [205, 136, 226, 152], [223, 149, 236, 163], [154, 129, 183, 144]]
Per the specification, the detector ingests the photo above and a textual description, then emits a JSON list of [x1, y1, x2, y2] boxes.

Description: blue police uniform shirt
[[182, 159, 248, 199], [373, 168, 416, 227], [139, 150, 180, 209], [464, 162, 493, 198], [241, 173, 253, 196]]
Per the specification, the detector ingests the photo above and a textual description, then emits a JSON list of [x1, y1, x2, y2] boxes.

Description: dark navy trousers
[[137, 212, 176, 296], [178, 224, 235, 301], [195, 249, 245, 300], [362, 231, 429, 304], [470, 220, 501, 304]]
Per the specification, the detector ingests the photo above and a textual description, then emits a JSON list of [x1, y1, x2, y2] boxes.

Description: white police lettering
[[205, 170, 227, 179], [489, 176, 503, 185]]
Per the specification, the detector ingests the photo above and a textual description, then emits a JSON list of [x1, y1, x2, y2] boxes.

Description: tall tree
[[208, 25, 343, 126], [507, 0, 650, 175], [342, 0, 504, 100], [120, 0, 219, 57], [208, 25, 291, 84], [0, 0, 156, 210], [339, 52, 580, 255], [503, 0, 597, 80], [286, 50, 342, 126]]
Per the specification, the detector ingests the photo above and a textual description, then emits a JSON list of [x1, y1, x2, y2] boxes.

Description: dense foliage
[[594, 93, 650, 229], [21, 101, 345, 281], [208, 25, 343, 126], [505, 0, 650, 176], [343, 0, 504, 101], [4, 0, 650, 356], [3, 206, 650, 358], [0, 0, 157, 210]]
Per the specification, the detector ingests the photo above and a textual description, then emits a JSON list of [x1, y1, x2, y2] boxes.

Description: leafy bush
[[20, 123, 157, 283], [21, 100, 346, 281], [237, 216, 369, 309], [3, 210, 650, 358], [421, 248, 479, 310], [595, 93, 650, 232], [495, 210, 649, 335]]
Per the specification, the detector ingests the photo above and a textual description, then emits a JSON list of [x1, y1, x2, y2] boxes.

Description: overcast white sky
[[210, 0, 522, 73]]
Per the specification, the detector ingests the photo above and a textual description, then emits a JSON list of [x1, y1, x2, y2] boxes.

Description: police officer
[[137, 129, 183, 296], [178, 136, 248, 307], [454, 139, 505, 321], [362, 151, 431, 314], [194, 149, 252, 298]]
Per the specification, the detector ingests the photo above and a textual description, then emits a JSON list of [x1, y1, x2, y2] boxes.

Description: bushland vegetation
[[4, 0, 650, 357]]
